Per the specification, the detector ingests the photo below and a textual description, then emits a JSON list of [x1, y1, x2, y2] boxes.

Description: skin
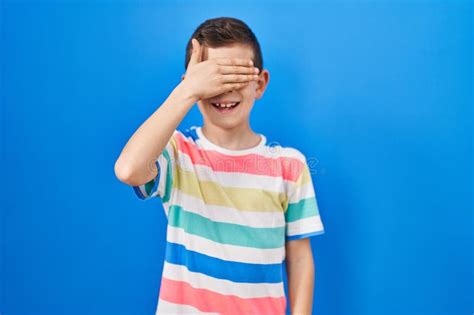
[[114, 37, 316, 314], [181, 39, 270, 150], [286, 238, 316, 315]]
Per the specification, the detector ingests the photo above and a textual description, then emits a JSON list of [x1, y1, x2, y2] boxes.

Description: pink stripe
[[159, 277, 287, 315], [176, 133, 304, 182]]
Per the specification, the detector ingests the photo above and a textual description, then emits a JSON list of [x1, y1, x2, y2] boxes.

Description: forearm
[[114, 82, 197, 186], [286, 256, 315, 315]]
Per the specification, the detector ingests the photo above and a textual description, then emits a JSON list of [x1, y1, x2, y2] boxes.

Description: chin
[[206, 117, 245, 130]]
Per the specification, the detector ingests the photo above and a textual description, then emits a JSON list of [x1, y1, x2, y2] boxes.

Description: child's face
[[196, 43, 270, 130]]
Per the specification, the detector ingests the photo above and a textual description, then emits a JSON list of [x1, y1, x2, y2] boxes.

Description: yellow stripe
[[173, 165, 287, 212], [296, 165, 312, 186]]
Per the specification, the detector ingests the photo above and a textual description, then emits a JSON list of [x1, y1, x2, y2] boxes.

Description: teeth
[[213, 102, 238, 108]]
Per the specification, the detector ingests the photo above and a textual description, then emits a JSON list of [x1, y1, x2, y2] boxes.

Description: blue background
[[1, 1, 472, 315]]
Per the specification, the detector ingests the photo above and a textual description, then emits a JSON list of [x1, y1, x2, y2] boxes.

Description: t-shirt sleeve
[[132, 130, 179, 203], [285, 154, 325, 241]]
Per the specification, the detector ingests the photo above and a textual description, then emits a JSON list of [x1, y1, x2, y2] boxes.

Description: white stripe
[[162, 261, 286, 299], [286, 215, 324, 237], [162, 201, 170, 218], [172, 189, 286, 228], [156, 298, 219, 315], [166, 225, 285, 264], [138, 185, 149, 198], [156, 148, 170, 199], [287, 182, 316, 204]]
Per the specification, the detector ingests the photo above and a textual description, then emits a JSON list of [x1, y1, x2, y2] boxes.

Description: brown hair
[[184, 17, 263, 72]]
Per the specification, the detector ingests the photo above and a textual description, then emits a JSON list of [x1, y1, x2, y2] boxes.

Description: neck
[[201, 122, 261, 151]]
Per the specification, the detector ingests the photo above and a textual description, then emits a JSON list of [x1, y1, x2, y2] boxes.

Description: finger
[[188, 38, 202, 67], [214, 58, 254, 67], [221, 74, 259, 84], [219, 65, 260, 75]]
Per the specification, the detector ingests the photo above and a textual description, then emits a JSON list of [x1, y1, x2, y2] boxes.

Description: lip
[[210, 101, 240, 104]]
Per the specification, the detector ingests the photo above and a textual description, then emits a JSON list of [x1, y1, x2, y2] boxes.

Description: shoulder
[[262, 137, 307, 163], [169, 125, 200, 145], [261, 137, 310, 182]]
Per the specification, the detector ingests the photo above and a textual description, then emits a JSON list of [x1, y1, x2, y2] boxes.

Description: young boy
[[115, 17, 325, 315]]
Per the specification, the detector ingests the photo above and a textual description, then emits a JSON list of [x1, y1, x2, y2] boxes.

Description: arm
[[114, 82, 197, 186], [114, 38, 258, 186], [285, 238, 315, 315]]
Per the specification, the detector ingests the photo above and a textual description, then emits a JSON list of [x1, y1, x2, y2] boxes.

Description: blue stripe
[[133, 185, 146, 200], [286, 229, 325, 241], [165, 241, 283, 283], [183, 127, 199, 141]]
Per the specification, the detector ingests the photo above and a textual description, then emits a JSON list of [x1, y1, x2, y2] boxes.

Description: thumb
[[188, 38, 202, 68]]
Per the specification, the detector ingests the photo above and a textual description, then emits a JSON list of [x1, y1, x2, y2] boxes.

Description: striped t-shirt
[[132, 125, 325, 315]]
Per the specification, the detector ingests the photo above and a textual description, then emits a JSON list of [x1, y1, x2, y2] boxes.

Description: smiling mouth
[[210, 102, 240, 112]]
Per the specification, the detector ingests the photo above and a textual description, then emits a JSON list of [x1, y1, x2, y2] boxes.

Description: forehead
[[202, 44, 254, 61]]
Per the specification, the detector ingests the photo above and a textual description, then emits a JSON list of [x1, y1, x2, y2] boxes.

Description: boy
[[115, 17, 325, 315]]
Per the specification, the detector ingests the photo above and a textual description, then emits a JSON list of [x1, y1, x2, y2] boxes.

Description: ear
[[254, 69, 270, 100]]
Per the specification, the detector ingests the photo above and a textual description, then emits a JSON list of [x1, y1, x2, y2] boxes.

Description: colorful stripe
[[165, 242, 284, 283], [167, 204, 285, 249], [130, 126, 324, 314], [159, 277, 286, 315], [175, 131, 306, 182]]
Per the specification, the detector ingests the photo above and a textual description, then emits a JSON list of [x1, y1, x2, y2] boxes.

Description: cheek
[[240, 82, 257, 97]]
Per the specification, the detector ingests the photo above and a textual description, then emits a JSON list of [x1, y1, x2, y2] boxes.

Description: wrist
[[175, 81, 199, 106]]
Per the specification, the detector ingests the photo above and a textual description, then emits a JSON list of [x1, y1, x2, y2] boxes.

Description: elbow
[[114, 157, 135, 185], [114, 156, 155, 186]]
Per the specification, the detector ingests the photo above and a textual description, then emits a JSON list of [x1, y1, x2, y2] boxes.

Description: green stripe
[[144, 178, 156, 196], [162, 149, 173, 203], [168, 204, 285, 249], [285, 197, 319, 222]]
